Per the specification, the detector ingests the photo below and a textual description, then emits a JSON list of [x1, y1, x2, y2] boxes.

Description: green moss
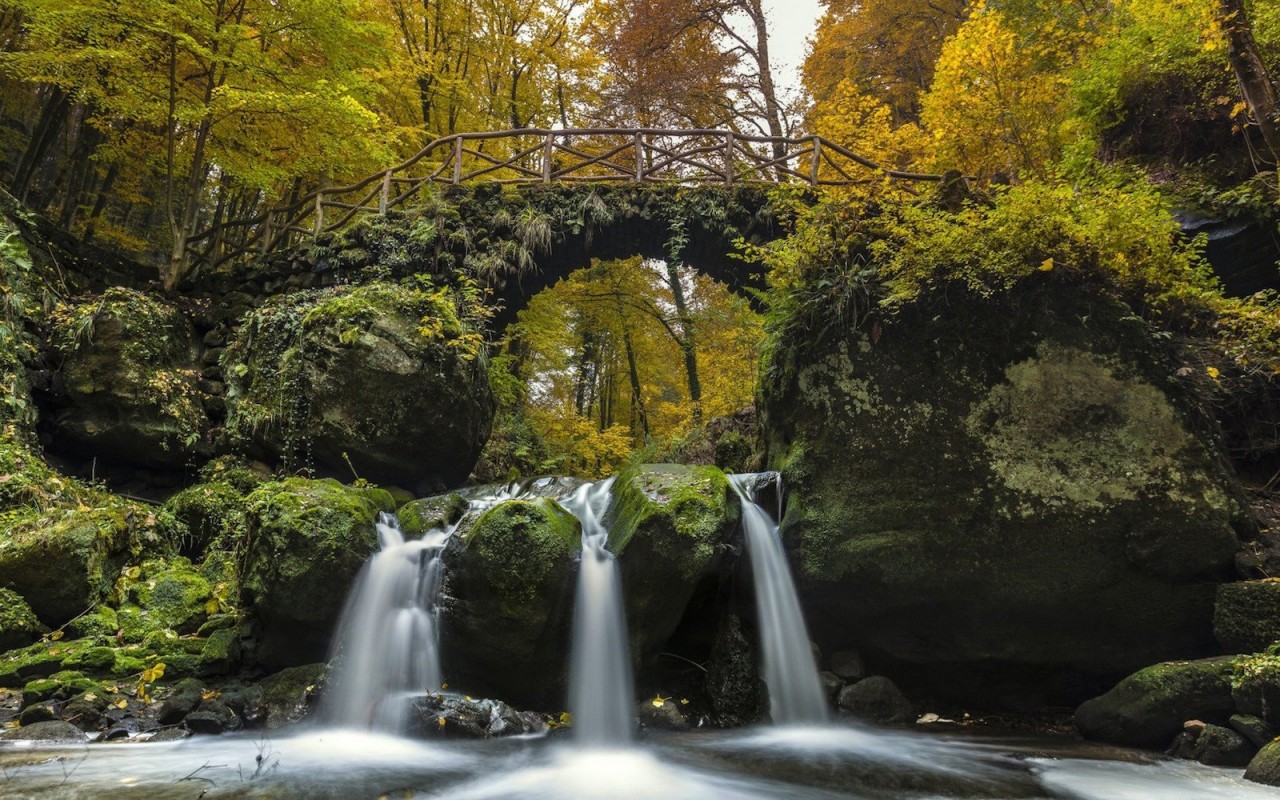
[[1075, 657, 1239, 747], [0, 587, 42, 649], [239, 477, 386, 664], [608, 464, 734, 573], [399, 492, 468, 537], [125, 559, 213, 634], [66, 607, 118, 639], [605, 464, 738, 659], [462, 498, 580, 609], [164, 481, 250, 557], [1215, 581, 1280, 654], [48, 287, 208, 456]]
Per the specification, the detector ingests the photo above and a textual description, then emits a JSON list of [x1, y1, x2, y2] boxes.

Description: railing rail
[[185, 128, 945, 273]]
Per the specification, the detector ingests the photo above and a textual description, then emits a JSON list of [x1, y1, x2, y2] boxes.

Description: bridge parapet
[[186, 128, 944, 274]]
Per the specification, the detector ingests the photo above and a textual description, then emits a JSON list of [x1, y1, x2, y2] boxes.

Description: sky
[[764, 0, 824, 99]]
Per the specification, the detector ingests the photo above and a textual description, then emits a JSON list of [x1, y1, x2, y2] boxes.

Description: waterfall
[[561, 478, 635, 746], [730, 473, 828, 725], [324, 513, 448, 732]]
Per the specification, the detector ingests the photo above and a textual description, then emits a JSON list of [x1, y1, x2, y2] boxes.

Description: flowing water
[[561, 478, 635, 746], [731, 473, 829, 725], [325, 479, 580, 733], [4, 724, 1276, 799], [323, 513, 449, 732]]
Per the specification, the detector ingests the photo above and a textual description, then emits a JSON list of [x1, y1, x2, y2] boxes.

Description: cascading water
[[324, 513, 449, 731], [561, 477, 635, 746], [730, 473, 828, 725]]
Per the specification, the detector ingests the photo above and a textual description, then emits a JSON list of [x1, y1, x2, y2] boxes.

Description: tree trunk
[[663, 261, 703, 426], [12, 85, 69, 202], [1220, 0, 1280, 164]]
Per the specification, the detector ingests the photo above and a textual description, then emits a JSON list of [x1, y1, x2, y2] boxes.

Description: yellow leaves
[[136, 662, 165, 703], [43, 630, 64, 642], [201, 689, 221, 701], [437, 716, 446, 727], [1206, 365, 1221, 380], [1039, 258, 1055, 272], [114, 698, 128, 710], [651, 696, 666, 708]]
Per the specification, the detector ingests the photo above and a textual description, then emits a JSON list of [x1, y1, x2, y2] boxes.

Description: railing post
[[313, 192, 324, 238], [542, 133, 554, 183], [452, 137, 463, 184], [811, 136, 822, 186], [635, 132, 644, 181], [723, 132, 734, 185], [379, 170, 392, 214]]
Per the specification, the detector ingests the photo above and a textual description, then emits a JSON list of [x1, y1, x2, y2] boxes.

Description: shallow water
[[2, 721, 1277, 800]]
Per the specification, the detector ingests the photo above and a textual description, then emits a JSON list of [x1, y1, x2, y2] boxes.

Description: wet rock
[[158, 678, 206, 725], [819, 671, 843, 705], [47, 287, 211, 468], [184, 699, 240, 735], [18, 702, 58, 726], [1215, 580, 1280, 653], [398, 492, 469, 538], [608, 464, 739, 661], [149, 727, 191, 742], [704, 612, 764, 727], [1, 720, 87, 742], [62, 693, 108, 732], [1231, 713, 1276, 748], [1075, 657, 1237, 748], [258, 663, 324, 728], [405, 693, 544, 739], [1168, 722, 1255, 766], [837, 676, 913, 724], [829, 650, 865, 682], [440, 497, 580, 708], [637, 697, 689, 731], [1248, 740, 1280, 786], [240, 478, 392, 666], [223, 282, 495, 489], [762, 286, 1246, 703]]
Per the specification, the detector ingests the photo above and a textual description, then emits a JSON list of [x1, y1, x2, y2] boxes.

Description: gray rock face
[[48, 288, 211, 468], [405, 693, 544, 739], [837, 676, 913, 724], [223, 283, 494, 490], [762, 286, 1246, 703], [0, 720, 87, 742], [1214, 580, 1280, 653]]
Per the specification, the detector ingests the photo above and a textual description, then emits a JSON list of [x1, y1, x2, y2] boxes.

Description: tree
[[1218, 0, 1280, 164], [0, 0, 394, 287], [804, 0, 968, 124]]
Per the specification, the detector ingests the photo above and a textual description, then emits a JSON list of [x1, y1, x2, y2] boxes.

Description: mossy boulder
[[1074, 657, 1238, 748], [440, 497, 580, 707], [240, 478, 391, 666], [761, 285, 1245, 704], [0, 503, 172, 626], [122, 558, 215, 635], [164, 480, 251, 558], [0, 587, 43, 649], [223, 282, 495, 491], [607, 465, 739, 660], [47, 287, 210, 468], [1215, 580, 1280, 654], [399, 492, 469, 538], [1247, 740, 1280, 786]]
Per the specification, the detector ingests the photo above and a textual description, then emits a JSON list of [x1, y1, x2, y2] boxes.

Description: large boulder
[[439, 497, 580, 707], [1074, 657, 1237, 748], [607, 465, 739, 660], [0, 502, 168, 626], [48, 287, 211, 468], [0, 587, 43, 649], [240, 478, 393, 666], [1215, 580, 1280, 654], [761, 285, 1246, 703], [223, 282, 495, 491]]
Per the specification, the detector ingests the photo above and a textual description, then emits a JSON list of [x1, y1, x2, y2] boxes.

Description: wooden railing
[[185, 128, 945, 272]]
